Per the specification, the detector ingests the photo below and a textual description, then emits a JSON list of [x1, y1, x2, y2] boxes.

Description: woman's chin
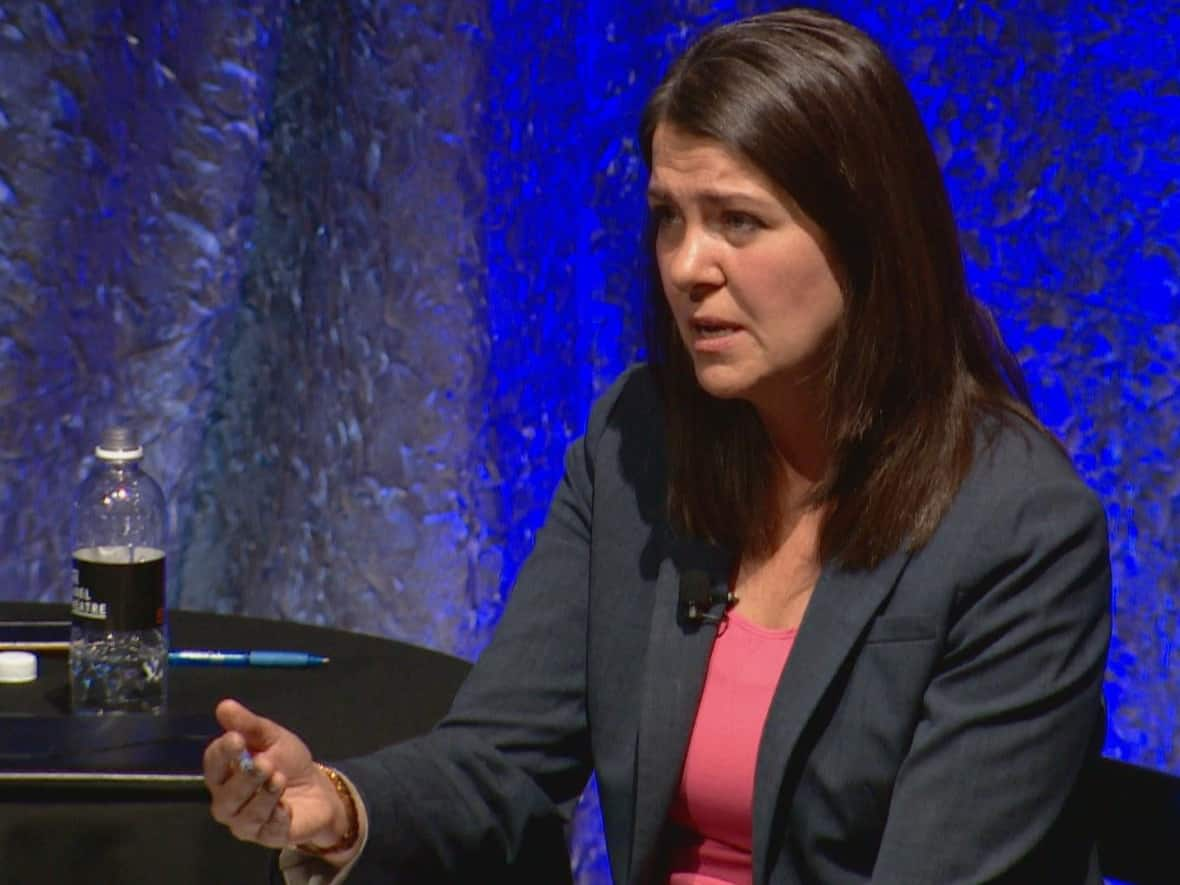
[[693, 368, 753, 402]]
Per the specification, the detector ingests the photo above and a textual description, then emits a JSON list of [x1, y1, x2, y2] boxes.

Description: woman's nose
[[662, 227, 724, 299]]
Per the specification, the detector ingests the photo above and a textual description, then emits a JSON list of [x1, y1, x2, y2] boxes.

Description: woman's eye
[[723, 212, 761, 232], [650, 205, 680, 226]]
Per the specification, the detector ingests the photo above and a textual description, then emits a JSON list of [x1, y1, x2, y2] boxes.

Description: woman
[[205, 9, 1111, 884]]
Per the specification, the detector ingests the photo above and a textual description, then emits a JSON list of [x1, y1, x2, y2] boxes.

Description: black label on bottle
[[72, 553, 165, 632]]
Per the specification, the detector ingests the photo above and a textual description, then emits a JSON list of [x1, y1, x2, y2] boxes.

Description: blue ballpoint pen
[[167, 649, 330, 667]]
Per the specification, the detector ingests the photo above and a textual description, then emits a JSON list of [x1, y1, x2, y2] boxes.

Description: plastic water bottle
[[69, 427, 168, 714]]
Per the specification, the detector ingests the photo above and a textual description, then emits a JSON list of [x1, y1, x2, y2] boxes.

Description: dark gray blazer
[[338, 366, 1111, 884]]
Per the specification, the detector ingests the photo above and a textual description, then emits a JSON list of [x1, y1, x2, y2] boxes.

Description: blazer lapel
[[750, 551, 911, 884], [626, 535, 733, 885]]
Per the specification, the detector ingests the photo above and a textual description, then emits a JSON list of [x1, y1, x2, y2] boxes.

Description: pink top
[[665, 610, 798, 885]]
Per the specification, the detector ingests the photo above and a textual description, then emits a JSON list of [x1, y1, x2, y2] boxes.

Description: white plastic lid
[[0, 651, 37, 683], [95, 426, 144, 461]]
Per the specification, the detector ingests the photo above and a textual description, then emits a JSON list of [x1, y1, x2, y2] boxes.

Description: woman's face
[[648, 123, 844, 418]]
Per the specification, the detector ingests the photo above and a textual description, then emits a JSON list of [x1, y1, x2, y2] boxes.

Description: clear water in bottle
[[70, 545, 167, 712], [69, 428, 168, 714]]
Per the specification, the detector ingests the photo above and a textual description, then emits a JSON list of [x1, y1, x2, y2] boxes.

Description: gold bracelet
[[296, 763, 359, 858]]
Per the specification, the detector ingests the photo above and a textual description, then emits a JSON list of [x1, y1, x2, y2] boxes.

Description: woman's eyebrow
[[646, 185, 770, 204]]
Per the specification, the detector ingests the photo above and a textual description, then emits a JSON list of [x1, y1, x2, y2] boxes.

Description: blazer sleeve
[[871, 468, 1112, 883], [331, 371, 637, 884]]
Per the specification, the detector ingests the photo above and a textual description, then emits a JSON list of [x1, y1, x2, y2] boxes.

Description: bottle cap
[[0, 651, 37, 683], [96, 426, 144, 461]]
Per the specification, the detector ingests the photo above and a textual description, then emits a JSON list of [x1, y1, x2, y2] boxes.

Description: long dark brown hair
[[641, 8, 1042, 569]]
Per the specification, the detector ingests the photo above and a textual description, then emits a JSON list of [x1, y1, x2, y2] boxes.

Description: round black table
[[0, 603, 471, 885]]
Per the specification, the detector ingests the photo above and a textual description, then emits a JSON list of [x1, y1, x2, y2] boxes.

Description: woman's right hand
[[204, 699, 358, 856]]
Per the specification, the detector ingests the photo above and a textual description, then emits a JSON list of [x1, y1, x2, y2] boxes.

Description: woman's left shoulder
[[913, 413, 1111, 621], [941, 412, 1108, 561], [968, 413, 1096, 503]]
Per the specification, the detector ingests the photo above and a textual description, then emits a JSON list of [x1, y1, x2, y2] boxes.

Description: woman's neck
[[753, 395, 831, 503]]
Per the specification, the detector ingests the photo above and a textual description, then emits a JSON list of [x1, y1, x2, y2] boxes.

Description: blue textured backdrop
[[0, 1, 1176, 881]]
